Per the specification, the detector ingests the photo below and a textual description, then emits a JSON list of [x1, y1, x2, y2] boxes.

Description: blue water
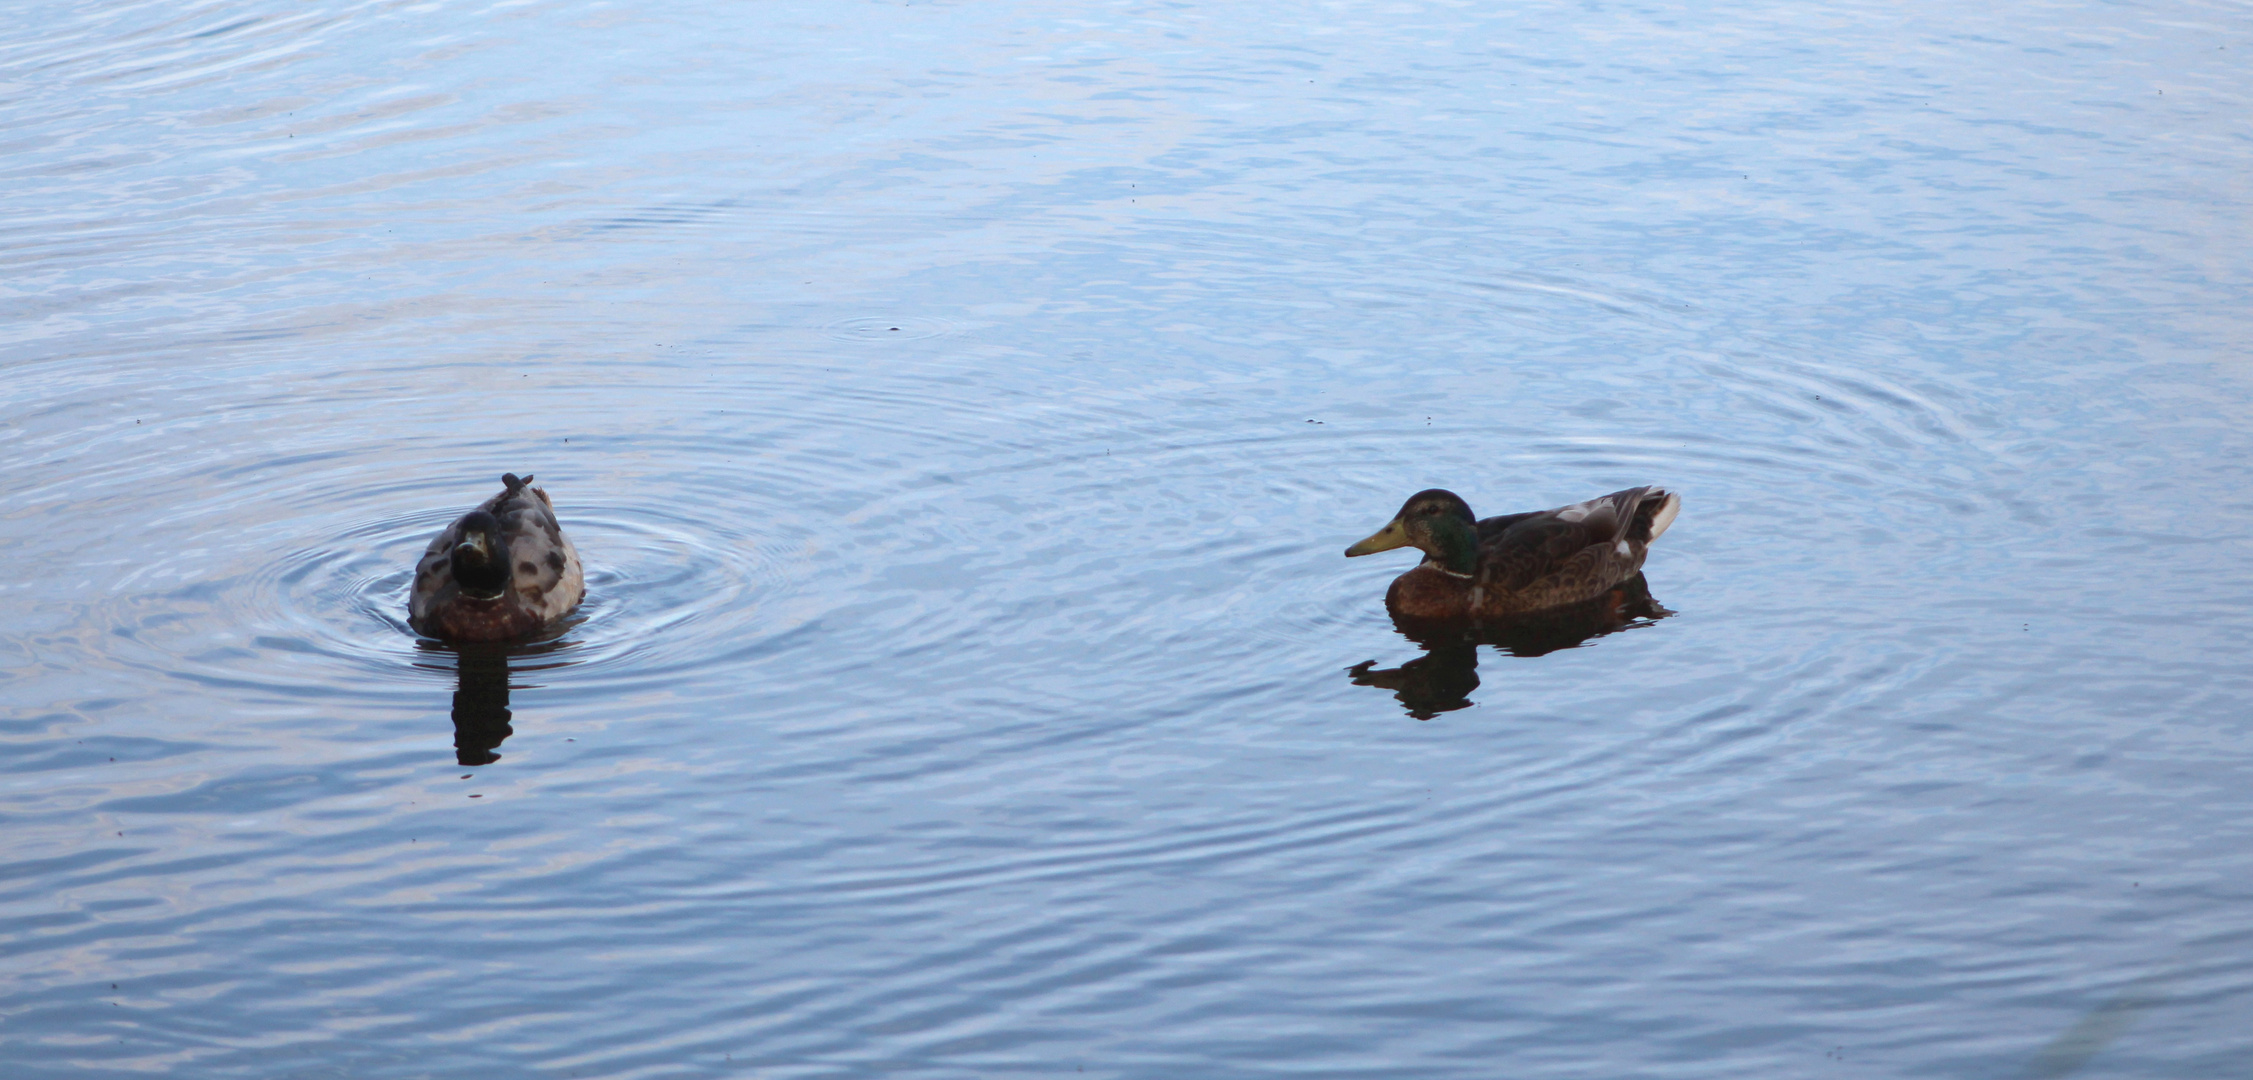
[[4, 1, 2251, 1076]]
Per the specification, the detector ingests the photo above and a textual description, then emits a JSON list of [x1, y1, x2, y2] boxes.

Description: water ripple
[[7, 0, 2253, 1076]]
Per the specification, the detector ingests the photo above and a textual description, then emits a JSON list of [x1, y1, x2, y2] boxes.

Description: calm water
[[5, 0, 2251, 1075]]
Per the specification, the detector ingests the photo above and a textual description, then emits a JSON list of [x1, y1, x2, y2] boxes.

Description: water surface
[[5, 0, 2252, 1076]]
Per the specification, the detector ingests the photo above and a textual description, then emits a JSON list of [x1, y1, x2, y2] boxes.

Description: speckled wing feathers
[[493, 485, 583, 625]]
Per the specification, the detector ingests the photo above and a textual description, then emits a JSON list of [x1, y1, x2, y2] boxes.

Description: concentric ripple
[[821, 313, 962, 342], [86, 467, 813, 710]]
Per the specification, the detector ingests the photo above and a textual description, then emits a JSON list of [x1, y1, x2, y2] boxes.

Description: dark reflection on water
[[1350, 574, 1671, 719], [1348, 644, 1482, 720], [416, 634, 584, 767], [442, 644, 515, 766]]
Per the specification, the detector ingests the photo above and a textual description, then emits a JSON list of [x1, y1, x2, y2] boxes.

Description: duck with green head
[[409, 473, 585, 641], [1344, 486, 1679, 621]]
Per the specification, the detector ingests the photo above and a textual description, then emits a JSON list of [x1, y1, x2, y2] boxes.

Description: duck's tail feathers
[[1635, 488, 1681, 543]]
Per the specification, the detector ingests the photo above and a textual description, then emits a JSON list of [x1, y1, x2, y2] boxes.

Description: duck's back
[[1475, 486, 1675, 613]]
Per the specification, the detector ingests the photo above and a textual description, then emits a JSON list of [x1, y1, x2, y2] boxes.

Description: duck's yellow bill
[[1344, 519, 1410, 557]]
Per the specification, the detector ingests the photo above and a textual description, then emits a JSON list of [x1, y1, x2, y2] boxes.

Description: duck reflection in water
[[446, 643, 516, 765], [1348, 573, 1671, 719], [416, 638, 574, 766]]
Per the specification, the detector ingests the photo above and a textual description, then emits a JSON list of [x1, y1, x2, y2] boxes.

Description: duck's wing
[[1481, 486, 1676, 593], [407, 533, 457, 637], [410, 510, 473, 616], [482, 482, 583, 618]]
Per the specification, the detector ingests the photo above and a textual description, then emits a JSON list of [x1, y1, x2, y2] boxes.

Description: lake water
[[5, 1, 2251, 1076]]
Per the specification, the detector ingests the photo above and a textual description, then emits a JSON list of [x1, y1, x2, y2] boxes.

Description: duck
[[408, 473, 585, 641], [1344, 486, 1680, 621]]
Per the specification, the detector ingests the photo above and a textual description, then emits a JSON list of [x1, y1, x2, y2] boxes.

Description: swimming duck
[[408, 474, 585, 641], [1344, 486, 1680, 621]]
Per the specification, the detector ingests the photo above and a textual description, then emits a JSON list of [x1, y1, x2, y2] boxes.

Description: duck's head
[[1344, 488, 1479, 574], [449, 511, 512, 599]]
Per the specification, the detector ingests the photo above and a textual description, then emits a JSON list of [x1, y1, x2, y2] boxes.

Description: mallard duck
[[408, 474, 584, 641], [1344, 486, 1680, 621]]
